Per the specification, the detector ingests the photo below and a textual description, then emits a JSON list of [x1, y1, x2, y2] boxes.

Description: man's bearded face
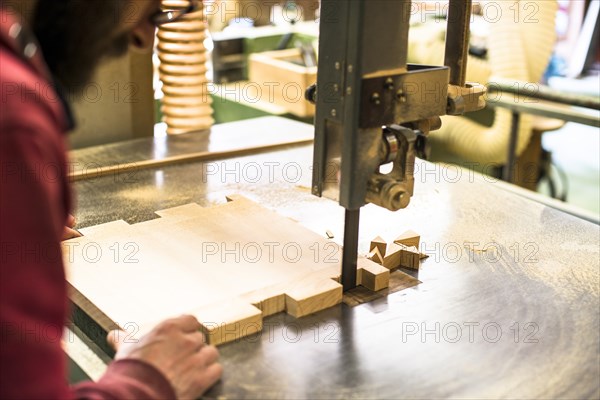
[[32, 0, 133, 92]]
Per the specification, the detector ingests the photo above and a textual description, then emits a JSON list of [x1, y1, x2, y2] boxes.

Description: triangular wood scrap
[[393, 230, 420, 248], [367, 247, 383, 265], [382, 242, 403, 270], [370, 236, 387, 256]]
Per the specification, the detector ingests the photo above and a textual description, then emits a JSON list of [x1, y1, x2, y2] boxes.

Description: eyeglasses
[[150, 0, 200, 26]]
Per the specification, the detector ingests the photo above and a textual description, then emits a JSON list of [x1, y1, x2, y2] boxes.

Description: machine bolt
[[371, 92, 381, 105], [384, 78, 394, 90], [346, 87, 352, 95], [384, 182, 409, 211], [334, 62, 341, 70], [304, 83, 317, 104], [331, 109, 337, 117], [396, 89, 406, 103], [347, 64, 353, 73], [333, 84, 339, 92]]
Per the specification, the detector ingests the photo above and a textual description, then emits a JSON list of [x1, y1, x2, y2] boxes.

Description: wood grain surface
[[64, 196, 389, 345]]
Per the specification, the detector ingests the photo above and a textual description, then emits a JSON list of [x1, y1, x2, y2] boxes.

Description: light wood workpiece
[[68, 117, 599, 399]]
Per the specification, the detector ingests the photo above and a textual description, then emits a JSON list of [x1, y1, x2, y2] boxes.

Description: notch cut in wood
[[64, 195, 389, 346], [367, 247, 384, 265]]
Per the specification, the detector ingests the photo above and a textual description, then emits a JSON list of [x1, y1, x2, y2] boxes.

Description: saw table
[[66, 117, 599, 399]]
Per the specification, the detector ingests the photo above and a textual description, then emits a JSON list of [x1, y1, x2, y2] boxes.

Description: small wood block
[[253, 294, 286, 317], [192, 300, 263, 346], [393, 230, 420, 248], [370, 236, 387, 255], [240, 284, 286, 317], [285, 276, 343, 318], [367, 247, 383, 265], [399, 245, 420, 270], [382, 243, 403, 270], [357, 257, 390, 291]]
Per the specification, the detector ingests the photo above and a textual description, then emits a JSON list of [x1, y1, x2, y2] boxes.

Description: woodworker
[[1, 0, 222, 398]]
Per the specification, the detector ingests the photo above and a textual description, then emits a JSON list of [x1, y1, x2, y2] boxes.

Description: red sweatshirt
[[0, 9, 175, 399]]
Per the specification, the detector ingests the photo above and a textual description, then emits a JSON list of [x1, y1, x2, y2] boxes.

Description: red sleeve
[[0, 46, 175, 399], [73, 360, 175, 399]]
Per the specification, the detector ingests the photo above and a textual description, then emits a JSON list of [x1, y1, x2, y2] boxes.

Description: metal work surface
[[68, 117, 313, 180], [70, 119, 600, 399]]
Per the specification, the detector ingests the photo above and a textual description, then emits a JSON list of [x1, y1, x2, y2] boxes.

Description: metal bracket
[[365, 125, 417, 211], [359, 64, 450, 128]]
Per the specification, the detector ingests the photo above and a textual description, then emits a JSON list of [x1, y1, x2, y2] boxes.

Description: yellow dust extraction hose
[[410, 0, 558, 164]]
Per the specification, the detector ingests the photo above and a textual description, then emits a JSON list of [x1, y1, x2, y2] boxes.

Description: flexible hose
[[157, 0, 213, 134], [409, 0, 558, 164]]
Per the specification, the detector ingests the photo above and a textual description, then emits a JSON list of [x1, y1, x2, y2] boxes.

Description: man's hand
[[107, 315, 222, 399], [62, 214, 82, 240]]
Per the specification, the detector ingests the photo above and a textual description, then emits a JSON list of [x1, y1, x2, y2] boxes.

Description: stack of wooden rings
[[157, 0, 213, 134]]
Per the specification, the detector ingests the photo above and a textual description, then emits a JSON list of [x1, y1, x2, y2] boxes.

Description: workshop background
[[68, 0, 600, 220], [62, 0, 599, 394]]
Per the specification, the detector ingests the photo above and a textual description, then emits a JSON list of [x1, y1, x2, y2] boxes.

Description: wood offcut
[[368, 230, 425, 271]]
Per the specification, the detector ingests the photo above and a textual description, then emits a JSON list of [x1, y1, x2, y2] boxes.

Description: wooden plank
[[285, 275, 343, 318], [64, 196, 387, 346], [190, 301, 263, 347], [77, 220, 129, 237], [154, 203, 204, 218]]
